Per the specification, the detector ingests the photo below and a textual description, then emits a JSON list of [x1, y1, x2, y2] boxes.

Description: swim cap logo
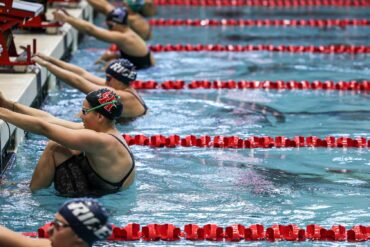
[[98, 91, 116, 112], [67, 202, 112, 239], [109, 62, 136, 81]]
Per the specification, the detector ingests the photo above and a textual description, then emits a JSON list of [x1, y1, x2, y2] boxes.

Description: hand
[[32, 56, 48, 67], [53, 9, 68, 22], [0, 91, 13, 109], [35, 52, 50, 61]]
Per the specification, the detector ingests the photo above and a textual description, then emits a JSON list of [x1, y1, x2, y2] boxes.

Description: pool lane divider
[[122, 135, 370, 148], [23, 223, 370, 242], [150, 18, 370, 27], [153, 0, 370, 7], [132, 79, 370, 91], [148, 44, 370, 54]]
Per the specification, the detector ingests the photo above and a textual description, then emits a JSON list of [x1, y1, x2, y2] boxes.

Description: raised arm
[[0, 108, 108, 153], [33, 56, 103, 94], [0, 92, 82, 129], [36, 53, 105, 86]]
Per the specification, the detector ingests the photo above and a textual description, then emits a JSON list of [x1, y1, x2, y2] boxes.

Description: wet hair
[[85, 88, 123, 120], [105, 58, 137, 85], [106, 7, 128, 26], [124, 0, 145, 12], [58, 198, 112, 246]]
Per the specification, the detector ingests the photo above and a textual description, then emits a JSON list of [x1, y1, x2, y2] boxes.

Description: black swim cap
[[58, 198, 112, 246], [105, 58, 137, 85], [85, 88, 123, 120], [106, 7, 128, 26]]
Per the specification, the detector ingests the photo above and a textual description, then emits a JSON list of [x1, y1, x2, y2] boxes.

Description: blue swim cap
[[105, 58, 137, 84], [124, 0, 145, 12], [106, 7, 128, 25], [86, 88, 123, 120], [58, 198, 112, 246]]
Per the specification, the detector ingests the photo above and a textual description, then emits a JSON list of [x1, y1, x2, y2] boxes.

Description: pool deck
[[0, 1, 93, 174]]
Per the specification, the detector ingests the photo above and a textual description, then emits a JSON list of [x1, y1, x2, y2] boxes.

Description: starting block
[[0, 0, 42, 72], [20, 1, 62, 33]]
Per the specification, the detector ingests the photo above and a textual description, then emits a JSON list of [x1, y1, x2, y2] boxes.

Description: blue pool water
[[1, 5, 370, 246]]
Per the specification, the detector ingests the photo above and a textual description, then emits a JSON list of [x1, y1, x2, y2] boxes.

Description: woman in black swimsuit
[[33, 54, 148, 123], [0, 89, 135, 196], [52, 7, 154, 69]]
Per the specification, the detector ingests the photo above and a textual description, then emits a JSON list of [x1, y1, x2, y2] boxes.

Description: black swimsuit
[[119, 50, 152, 69], [124, 89, 148, 116], [54, 135, 135, 197], [118, 89, 148, 124]]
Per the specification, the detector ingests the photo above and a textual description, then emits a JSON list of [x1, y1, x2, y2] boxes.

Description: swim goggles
[[82, 99, 120, 115]]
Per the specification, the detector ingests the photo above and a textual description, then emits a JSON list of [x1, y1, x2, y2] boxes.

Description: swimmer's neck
[[90, 121, 118, 134]]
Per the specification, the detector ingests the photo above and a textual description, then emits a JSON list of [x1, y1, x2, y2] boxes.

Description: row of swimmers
[[1, 57, 142, 197], [0, 0, 159, 196], [0, 2, 289, 246], [0, 1, 156, 246]]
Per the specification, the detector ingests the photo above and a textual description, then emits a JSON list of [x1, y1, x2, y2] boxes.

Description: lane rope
[[153, 0, 370, 7], [132, 80, 370, 91], [23, 223, 370, 242], [149, 44, 370, 53], [122, 134, 370, 148], [150, 18, 370, 27]]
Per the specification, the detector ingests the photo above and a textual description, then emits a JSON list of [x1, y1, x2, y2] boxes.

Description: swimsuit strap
[[123, 89, 148, 115], [109, 134, 135, 185]]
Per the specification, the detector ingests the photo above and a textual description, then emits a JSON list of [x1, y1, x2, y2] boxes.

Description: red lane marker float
[[107, 43, 370, 55], [132, 79, 370, 91], [149, 44, 370, 54], [150, 18, 370, 27], [153, 0, 370, 7], [23, 223, 370, 242], [122, 135, 370, 148]]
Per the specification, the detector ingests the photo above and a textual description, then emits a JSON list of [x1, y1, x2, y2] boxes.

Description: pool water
[[1, 5, 370, 246]]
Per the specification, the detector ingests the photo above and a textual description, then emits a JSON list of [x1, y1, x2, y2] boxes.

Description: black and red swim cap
[[85, 88, 123, 120]]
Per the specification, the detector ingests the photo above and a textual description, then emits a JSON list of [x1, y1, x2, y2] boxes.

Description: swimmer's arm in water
[[0, 92, 82, 130], [87, 0, 114, 15], [35, 53, 105, 86], [0, 225, 50, 247], [0, 108, 111, 153], [32, 57, 102, 94], [95, 51, 120, 64]]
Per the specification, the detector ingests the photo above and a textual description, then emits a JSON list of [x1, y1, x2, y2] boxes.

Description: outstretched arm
[[36, 53, 105, 86], [33, 56, 103, 94], [0, 108, 109, 153], [0, 92, 82, 129], [0, 225, 50, 247], [53, 10, 125, 45]]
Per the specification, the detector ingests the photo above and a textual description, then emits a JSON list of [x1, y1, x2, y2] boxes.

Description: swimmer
[[33, 54, 147, 123], [52, 7, 154, 69], [87, 0, 152, 40], [0, 88, 135, 196], [0, 198, 112, 247]]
